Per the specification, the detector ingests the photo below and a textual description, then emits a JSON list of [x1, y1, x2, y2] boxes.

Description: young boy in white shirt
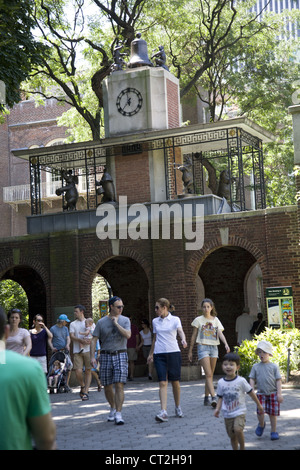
[[214, 352, 264, 450]]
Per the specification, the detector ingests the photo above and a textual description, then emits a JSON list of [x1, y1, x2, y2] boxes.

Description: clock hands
[[116, 88, 142, 116], [123, 94, 132, 110]]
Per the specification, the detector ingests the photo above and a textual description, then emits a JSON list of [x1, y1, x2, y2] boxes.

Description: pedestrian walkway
[[49, 377, 300, 452]]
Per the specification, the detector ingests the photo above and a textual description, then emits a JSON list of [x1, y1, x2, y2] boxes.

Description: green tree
[[0, 0, 48, 111], [192, 7, 300, 206], [22, 0, 274, 141], [0, 280, 29, 328], [91, 274, 109, 321]]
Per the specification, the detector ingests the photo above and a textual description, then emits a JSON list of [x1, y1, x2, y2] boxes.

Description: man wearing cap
[[49, 314, 72, 391], [50, 314, 71, 353], [91, 296, 131, 425]]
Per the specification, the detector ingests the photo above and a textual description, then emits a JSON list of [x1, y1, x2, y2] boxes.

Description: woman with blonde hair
[[188, 298, 230, 407]]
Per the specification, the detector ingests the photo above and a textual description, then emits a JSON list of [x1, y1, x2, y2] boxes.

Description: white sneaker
[[114, 412, 124, 425], [155, 410, 168, 422], [107, 408, 116, 422], [175, 405, 184, 418]]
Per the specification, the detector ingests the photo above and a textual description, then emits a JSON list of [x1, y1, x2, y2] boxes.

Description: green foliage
[[91, 275, 109, 322], [0, 280, 29, 328], [235, 328, 300, 378], [0, 0, 49, 110]]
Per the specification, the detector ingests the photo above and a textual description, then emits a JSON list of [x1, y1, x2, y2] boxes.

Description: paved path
[[49, 376, 300, 454]]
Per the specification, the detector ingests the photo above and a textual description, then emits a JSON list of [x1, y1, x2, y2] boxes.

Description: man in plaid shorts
[[91, 296, 131, 425], [249, 340, 283, 440]]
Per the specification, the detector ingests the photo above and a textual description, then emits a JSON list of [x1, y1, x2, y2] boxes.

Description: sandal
[[79, 387, 85, 398], [81, 393, 89, 401], [255, 423, 265, 437]]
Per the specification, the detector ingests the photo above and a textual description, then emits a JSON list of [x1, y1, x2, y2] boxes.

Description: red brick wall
[[0, 99, 70, 238], [0, 205, 299, 362], [167, 79, 180, 128], [114, 150, 151, 204]]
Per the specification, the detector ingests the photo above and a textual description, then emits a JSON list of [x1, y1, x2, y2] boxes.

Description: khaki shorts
[[127, 348, 138, 361], [73, 352, 91, 370], [224, 414, 246, 438]]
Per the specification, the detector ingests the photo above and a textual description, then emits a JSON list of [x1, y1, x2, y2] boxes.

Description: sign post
[[99, 300, 108, 318], [266, 287, 295, 329]]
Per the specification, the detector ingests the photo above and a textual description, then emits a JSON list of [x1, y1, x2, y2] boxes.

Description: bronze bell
[[127, 33, 153, 68]]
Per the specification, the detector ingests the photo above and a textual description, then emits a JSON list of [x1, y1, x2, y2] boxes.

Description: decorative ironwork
[[28, 125, 266, 215]]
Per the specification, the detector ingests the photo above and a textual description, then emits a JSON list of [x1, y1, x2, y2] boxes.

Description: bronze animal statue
[[176, 156, 194, 194], [111, 44, 127, 72], [96, 168, 116, 204], [151, 45, 169, 71], [55, 170, 79, 211], [217, 169, 231, 200]]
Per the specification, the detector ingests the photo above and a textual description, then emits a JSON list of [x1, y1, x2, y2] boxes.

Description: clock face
[[116, 87, 143, 116]]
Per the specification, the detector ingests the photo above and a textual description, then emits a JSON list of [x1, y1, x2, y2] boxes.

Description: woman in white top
[[6, 308, 31, 356], [138, 318, 153, 380], [148, 298, 187, 422], [188, 298, 230, 407]]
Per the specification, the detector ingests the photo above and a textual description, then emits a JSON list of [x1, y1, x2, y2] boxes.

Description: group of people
[[0, 297, 282, 451]]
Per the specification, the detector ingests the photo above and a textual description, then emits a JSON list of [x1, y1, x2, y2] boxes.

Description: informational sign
[[99, 300, 108, 318], [266, 287, 295, 329]]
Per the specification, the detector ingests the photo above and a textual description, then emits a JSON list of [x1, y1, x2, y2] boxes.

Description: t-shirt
[[93, 315, 131, 351], [50, 324, 70, 350], [140, 329, 152, 346], [70, 319, 93, 354], [249, 362, 281, 395], [216, 375, 253, 418], [127, 324, 139, 348], [152, 313, 182, 354], [30, 329, 48, 356], [0, 350, 51, 450], [6, 328, 30, 354], [191, 315, 224, 346]]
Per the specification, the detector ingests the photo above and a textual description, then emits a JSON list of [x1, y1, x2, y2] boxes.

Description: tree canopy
[[0, 0, 48, 111]]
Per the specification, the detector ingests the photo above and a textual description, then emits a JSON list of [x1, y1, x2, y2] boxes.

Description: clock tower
[[102, 36, 181, 138], [102, 35, 182, 204]]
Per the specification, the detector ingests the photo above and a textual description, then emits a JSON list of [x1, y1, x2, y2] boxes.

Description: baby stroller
[[47, 350, 72, 393]]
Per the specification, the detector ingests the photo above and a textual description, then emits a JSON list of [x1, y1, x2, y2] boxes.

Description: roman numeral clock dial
[[116, 88, 143, 117]]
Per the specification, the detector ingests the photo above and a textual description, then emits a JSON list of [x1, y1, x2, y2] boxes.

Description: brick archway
[[1, 264, 48, 327], [184, 236, 267, 353], [98, 256, 149, 324], [79, 248, 151, 325]]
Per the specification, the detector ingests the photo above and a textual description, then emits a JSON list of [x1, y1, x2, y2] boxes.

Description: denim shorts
[[197, 344, 218, 361], [153, 351, 181, 382]]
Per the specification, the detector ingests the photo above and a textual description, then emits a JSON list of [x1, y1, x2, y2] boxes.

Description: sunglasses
[[115, 305, 124, 309]]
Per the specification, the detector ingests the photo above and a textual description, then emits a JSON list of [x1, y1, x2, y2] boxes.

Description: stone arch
[[185, 235, 267, 353], [79, 245, 151, 323], [0, 258, 49, 327]]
